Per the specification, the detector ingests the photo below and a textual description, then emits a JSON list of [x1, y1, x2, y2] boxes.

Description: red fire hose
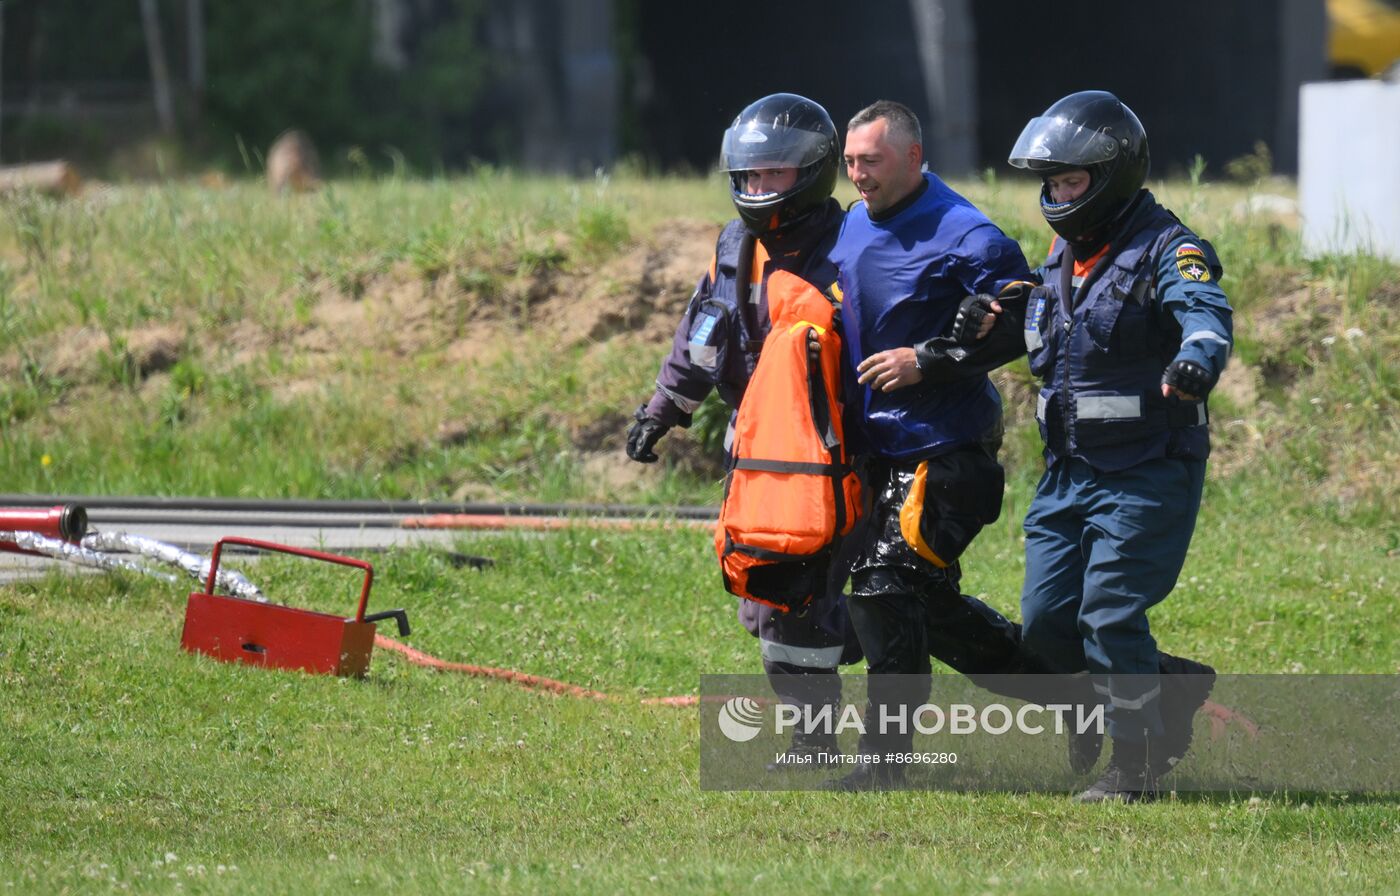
[[2, 500, 1255, 734], [0, 504, 87, 555], [373, 635, 698, 706]]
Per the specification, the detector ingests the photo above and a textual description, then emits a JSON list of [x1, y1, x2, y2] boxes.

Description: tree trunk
[[139, 0, 177, 136], [185, 0, 205, 125], [0, 0, 7, 163]]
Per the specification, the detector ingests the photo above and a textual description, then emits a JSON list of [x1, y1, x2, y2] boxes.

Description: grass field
[[1, 172, 1398, 893], [3, 520, 1397, 894]]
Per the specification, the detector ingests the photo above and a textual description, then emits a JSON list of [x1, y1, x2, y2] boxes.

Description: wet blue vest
[[832, 174, 1030, 460], [1027, 204, 1216, 472]]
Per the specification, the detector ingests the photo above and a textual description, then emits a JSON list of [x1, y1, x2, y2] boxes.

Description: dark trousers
[[1021, 456, 1206, 739], [847, 456, 1050, 755]]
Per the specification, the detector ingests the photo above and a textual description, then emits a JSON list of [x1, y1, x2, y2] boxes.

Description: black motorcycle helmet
[[1007, 90, 1150, 244], [719, 93, 839, 236]]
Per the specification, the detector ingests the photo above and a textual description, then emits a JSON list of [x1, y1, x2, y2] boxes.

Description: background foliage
[[2, 0, 488, 171]]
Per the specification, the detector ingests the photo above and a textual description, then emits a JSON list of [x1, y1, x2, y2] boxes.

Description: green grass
[[0, 173, 733, 504], [1, 173, 1399, 892], [1, 172, 1393, 516], [3, 508, 1398, 894]]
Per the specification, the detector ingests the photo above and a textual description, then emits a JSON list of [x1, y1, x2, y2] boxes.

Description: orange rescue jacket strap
[[733, 459, 847, 475]]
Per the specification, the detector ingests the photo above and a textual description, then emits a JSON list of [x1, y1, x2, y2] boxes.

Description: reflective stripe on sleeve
[[690, 344, 718, 368], [1183, 330, 1231, 351], [759, 639, 845, 669], [1036, 392, 1048, 423], [657, 384, 703, 413]]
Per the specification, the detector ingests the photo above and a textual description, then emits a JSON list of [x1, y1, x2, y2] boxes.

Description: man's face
[[843, 118, 921, 215], [742, 167, 799, 196], [1046, 168, 1091, 204]]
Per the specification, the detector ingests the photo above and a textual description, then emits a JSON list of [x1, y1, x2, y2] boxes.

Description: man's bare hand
[[857, 348, 923, 392], [974, 300, 1002, 339]]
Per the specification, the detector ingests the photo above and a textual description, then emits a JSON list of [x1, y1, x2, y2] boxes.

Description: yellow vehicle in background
[[1329, 0, 1400, 77]]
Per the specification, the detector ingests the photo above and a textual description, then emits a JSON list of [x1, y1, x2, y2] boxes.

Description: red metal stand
[[180, 537, 386, 677]]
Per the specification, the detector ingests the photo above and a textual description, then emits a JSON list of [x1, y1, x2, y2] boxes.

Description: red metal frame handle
[[204, 536, 375, 623]]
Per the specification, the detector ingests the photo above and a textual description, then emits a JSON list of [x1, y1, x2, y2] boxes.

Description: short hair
[[848, 100, 922, 149]]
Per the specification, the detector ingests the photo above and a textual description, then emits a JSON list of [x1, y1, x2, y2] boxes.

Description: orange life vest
[[714, 267, 862, 612]]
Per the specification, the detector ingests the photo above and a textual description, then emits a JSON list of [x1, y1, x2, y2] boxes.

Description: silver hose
[[0, 529, 175, 580], [80, 530, 266, 601]]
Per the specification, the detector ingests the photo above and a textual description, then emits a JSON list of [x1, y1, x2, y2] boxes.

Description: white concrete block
[[1299, 79, 1400, 260]]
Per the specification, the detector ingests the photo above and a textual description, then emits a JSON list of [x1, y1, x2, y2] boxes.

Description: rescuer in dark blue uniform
[[954, 91, 1231, 802], [626, 94, 860, 768]]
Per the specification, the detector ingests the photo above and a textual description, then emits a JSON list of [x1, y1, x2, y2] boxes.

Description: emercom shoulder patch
[[1175, 245, 1211, 282]]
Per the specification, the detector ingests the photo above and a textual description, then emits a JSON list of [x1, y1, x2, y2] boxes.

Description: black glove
[[950, 294, 999, 345], [1162, 359, 1217, 399], [625, 405, 670, 463]]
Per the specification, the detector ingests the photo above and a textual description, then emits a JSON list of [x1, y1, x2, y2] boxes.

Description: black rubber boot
[[1068, 725, 1105, 776], [1066, 653, 1216, 777], [1155, 654, 1217, 775], [1074, 737, 1158, 803]]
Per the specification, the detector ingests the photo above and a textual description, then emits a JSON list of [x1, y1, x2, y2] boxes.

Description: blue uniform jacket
[[1027, 192, 1233, 471], [831, 173, 1031, 460], [647, 200, 844, 423]]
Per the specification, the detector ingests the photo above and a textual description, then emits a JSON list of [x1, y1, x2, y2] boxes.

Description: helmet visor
[[720, 122, 833, 172], [1008, 115, 1121, 169]]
